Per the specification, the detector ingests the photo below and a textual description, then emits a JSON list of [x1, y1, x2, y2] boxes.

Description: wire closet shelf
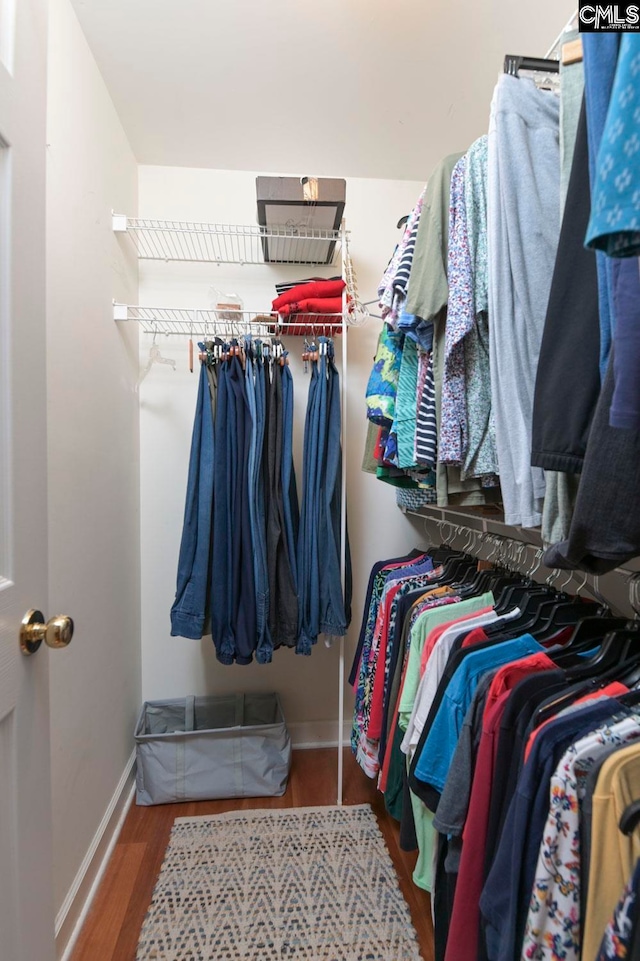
[[113, 214, 343, 267], [113, 215, 366, 336], [112, 305, 347, 338]]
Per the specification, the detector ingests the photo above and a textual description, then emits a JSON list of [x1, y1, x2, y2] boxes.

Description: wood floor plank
[[71, 843, 146, 961], [70, 749, 435, 961]]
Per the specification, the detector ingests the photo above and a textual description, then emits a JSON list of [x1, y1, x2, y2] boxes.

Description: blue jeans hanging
[[319, 348, 351, 637], [170, 361, 215, 639], [211, 357, 235, 663], [297, 338, 351, 654], [228, 351, 257, 664], [281, 355, 299, 595], [251, 346, 273, 663]]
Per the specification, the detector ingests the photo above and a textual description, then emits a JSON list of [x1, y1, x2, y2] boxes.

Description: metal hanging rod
[[113, 303, 347, 337], [420, 514, 636, 610], [113, 214, 345, 267]]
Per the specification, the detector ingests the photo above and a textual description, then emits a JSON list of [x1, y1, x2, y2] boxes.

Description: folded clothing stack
[[272, 278, 346, 318], [274, 275, 342, 297]]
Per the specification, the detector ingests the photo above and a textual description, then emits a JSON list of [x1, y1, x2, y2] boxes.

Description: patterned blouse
[[596, 858, 640, 960], [365, 325, 404, 428], [522, 714, 640, 961], [440, 155, 471, 466]]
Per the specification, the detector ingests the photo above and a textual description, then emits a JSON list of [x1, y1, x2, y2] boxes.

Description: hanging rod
[[414, 513, 640, 615], [113, 214, 344, 267], [113, 303, 348, 337], [403, 506, 640, 575]]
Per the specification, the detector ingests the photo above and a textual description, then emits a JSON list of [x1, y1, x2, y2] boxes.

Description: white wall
[[138, 167, 423, 742], [46, 0, 140, 941]]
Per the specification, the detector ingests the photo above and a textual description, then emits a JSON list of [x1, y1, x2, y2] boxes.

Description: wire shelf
[[114, 304, 348, 337], [113, 215, 343, 266]]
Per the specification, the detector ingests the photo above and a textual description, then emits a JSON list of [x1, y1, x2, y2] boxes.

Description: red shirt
[[445, 652, 556, 961]]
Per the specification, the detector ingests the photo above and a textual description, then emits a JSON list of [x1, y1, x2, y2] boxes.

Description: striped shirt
[[415, 352, 437, 468]]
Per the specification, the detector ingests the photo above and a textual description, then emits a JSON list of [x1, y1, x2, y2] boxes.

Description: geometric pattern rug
[[136, 804, 423, 960]]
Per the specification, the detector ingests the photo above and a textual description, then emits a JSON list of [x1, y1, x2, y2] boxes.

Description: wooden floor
[[71, 748, 435, 961]]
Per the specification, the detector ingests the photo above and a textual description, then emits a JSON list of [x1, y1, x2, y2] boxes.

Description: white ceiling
[[70, 0, 576, 181]]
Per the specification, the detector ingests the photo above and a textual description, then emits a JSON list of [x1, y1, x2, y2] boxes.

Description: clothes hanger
[[434, 529, 476, 583], [503, 54, 561, 93], [136, 329, 176, 391], [442, 529, 493, 593], [426, 521, 471, 573], [452, 530, 492, 592], [532, 589, 640, 719], [484, 575, 556, 635], [562, 575, 640, 676], [533, 571, 597, 643], [457, 557, 514, 598], [545, 571, 625, 653], [620, 801, 640, 837], [495, 565, 591, 639], [492, 547, 549, 616], [530, 596, 640, 723], [483, 539, 530, 598], [560, 624, 640, 679]]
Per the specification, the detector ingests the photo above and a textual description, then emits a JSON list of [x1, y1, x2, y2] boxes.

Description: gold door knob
[[20, 610, 74, 656]]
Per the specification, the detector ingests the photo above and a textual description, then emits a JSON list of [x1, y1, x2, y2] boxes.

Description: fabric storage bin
[[134, 692, 291, 805]]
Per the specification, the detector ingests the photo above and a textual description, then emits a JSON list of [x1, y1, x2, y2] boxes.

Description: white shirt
[[401, 606, 520, 757]]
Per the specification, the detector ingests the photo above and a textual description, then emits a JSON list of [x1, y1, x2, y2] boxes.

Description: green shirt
[[398, 592, 494, 732]]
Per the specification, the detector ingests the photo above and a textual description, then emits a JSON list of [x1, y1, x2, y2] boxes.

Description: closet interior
[[23, 1, 640, 960]]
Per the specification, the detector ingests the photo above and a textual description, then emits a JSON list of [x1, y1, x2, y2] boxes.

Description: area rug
[[136, 804, 423, 960]]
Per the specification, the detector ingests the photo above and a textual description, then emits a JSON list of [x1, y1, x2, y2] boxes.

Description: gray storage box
[[134, 692, 291, 806], [256, 175, 346, 264]]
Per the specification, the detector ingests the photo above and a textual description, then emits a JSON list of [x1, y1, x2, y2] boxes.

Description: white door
[[0, 0, 58, 959]]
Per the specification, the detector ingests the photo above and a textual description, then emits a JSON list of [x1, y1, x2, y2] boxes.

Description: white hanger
[[136, 331, 176, 391]]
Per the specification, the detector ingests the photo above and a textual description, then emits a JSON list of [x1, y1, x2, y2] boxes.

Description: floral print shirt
[[440, 155, 471, 466], [350, 564, 445, 771], [440, 139, 498, 481], [596, 858, 640, 960], [522, 714, 640, 961]]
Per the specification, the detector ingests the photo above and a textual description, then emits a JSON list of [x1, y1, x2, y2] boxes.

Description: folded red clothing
[[272, 278, 345, 311], [277, 297, 344, 316]]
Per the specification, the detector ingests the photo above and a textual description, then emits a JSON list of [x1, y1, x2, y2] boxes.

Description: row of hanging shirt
[[170, 334, 351, 663], [364, 33, 640, 573], [350, 540, 640, 961]]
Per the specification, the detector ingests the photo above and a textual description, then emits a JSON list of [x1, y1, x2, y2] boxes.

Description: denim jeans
[[252, 346, 272, 663], [228, 352, 256, 664], [170, 361, 215, 639], [211, 357, 235, 663], [297, 352, 321, 654], [281, 355, 299, 593], [318, 349, 351, 636], [298, 339, 351, 653], [267, 358, 298, 648], [310, 343, 329, 635]]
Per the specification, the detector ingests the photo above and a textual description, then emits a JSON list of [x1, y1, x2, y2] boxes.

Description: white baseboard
[[289, 719, 351, 750], [56, 750, 136, 961]]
